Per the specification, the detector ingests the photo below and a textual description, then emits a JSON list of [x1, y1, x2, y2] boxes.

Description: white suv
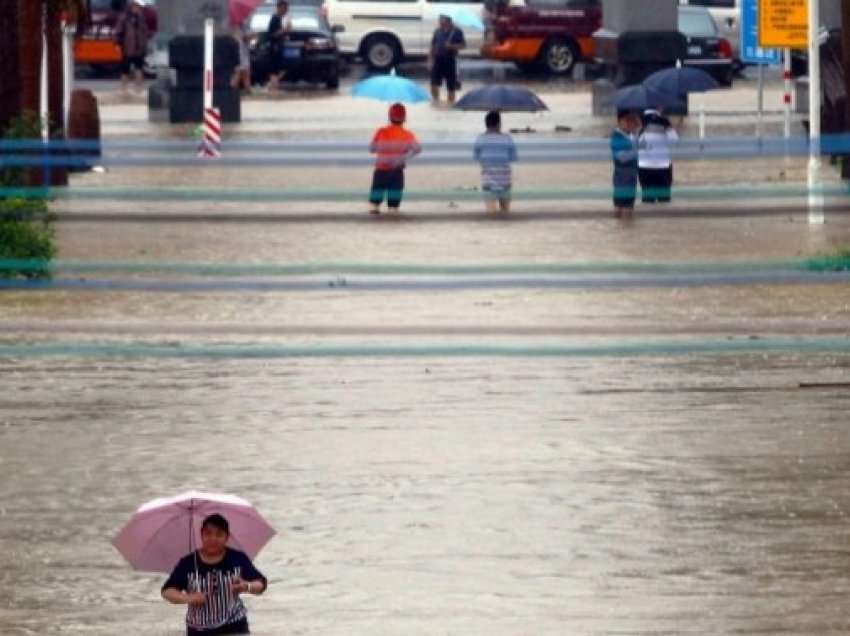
[[324, 0, 485, 70]]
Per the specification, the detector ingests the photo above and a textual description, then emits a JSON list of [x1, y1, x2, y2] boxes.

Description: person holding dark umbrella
[[637, 107, 678, 203], [429, 14, 465, 105]]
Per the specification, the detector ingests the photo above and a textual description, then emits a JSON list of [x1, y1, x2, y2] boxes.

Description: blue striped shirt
[[474, 132, 517, 189]]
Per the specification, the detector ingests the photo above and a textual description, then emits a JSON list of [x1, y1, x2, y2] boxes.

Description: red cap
[[389, 102, 406, 124]]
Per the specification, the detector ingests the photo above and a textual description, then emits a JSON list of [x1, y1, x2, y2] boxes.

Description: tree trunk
[[18, 0, 43, 117], [0, 0, 21, 133], [46, 0, 68, 186]]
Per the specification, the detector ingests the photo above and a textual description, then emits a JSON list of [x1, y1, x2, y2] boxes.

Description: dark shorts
[[369, 168, 405, 208], [638, 166, 673, 203], [121, 55, 145, 74], [187, 618, 249, 635], [430, 56, 459, 91]]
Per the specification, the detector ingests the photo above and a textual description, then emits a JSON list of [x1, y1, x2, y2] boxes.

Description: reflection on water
[[2, 354, 850, 635]]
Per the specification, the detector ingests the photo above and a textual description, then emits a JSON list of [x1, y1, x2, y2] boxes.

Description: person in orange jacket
[[368, 102, 422, 214]]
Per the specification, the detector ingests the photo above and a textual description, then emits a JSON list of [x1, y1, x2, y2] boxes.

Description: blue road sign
[[741, 0, 781, 65]]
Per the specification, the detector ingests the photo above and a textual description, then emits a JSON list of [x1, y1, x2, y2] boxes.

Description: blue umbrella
[[643, 67, 719, 98], [435, 7, 485, 31], [453, 84, 548, 112], [351, 70, 431, 104]]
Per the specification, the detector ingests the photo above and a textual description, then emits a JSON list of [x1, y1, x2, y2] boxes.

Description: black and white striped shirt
[[163, 548, 267, 631]]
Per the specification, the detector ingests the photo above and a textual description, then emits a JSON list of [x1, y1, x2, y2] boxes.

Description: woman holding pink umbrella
[[161, 513, 267, 635], [113, 491, 275, 634]]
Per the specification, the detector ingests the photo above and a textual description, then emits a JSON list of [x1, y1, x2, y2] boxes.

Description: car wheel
[[363, 35, 400, 72], [540, 38, 578, 76], [326, 74, 340, 90]]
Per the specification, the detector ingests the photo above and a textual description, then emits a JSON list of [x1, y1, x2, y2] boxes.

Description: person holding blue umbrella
[[429, 15, 466, 105]]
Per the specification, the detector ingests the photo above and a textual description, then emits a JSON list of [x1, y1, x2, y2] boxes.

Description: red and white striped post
[[198, 18, 221, 159], [198, 107, 222, 158]]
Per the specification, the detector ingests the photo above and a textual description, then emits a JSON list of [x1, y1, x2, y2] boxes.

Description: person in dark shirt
[[429, 15, 465, 104], [162, 514, 268, 635], [266, 0, 292, 90]]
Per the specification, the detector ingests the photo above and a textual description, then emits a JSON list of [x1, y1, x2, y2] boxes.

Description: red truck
[[481, 0, 601, 75]]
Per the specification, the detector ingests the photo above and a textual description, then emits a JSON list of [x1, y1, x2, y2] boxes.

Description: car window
[[679, 9, 717, 36], [427, 0, 483, 4], [686, 0, 735, 7], [526, 0, 598, 8]]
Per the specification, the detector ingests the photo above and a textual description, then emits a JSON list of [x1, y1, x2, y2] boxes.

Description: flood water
[[3, 71, 850, 635]]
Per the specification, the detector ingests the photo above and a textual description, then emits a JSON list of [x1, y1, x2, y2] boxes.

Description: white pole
[[756, 63, 765, 138], [807, 0, 823, 225], [203, 18, 214, 112], [783, 47, 792, 138], [40, 29, 49, 142], [699, 94, 706, 139], [62, 19, 74, 133]]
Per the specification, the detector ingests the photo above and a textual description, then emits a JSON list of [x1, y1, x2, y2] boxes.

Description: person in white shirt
[[637, 108, 678, 203]]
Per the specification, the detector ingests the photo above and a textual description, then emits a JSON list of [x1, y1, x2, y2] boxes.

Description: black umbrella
[[453, 84, 548, 112]]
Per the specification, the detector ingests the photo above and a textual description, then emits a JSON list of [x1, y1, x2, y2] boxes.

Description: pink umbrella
[[230, 0, 265, 26], [112, 491, 276, 573]]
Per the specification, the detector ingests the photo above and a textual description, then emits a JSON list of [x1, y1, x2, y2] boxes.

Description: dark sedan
[[250, 6, 341, 89], [678, 5, 734, 87]]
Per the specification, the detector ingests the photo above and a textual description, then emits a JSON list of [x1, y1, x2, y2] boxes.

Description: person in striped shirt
[[162, 514, 267, 635], [473, 111, 517, 213]]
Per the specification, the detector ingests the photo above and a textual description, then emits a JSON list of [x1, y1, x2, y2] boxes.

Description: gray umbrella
[[453, 85, 548, 112]]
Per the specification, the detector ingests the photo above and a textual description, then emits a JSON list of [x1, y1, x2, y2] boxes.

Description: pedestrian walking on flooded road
[[114, 0, 150, 95], [368, 102, 422, 214], [266, 0, 293, 90], [161, 514, 268, 635], [474, 111, 517, 214], [610, 110, 640, 219], [637, 108, 678, 203], [429, 15, 465, 105]]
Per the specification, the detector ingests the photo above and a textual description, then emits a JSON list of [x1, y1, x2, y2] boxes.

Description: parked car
[[250, 5, 341, 89], [678, 5, 734, 86], [74, 0, 158, 73], [678, 0, 740, 65], [480, 0, 601, 75], [323, 0, 486, 71]]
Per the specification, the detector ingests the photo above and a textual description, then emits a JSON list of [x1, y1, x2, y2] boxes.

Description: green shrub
[[0, 112, 56, 279], [805, 248, 850, 272]]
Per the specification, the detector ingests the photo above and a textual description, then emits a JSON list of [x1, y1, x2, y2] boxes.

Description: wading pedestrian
[[114, 0, 150, 95], [611, 110, 640, 219], [162, 514, 267, 635], [429, 15, 465, 105], [637, 108, 678, 203], [368, 102, 422, 214], [474, 110, 517, 213]]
